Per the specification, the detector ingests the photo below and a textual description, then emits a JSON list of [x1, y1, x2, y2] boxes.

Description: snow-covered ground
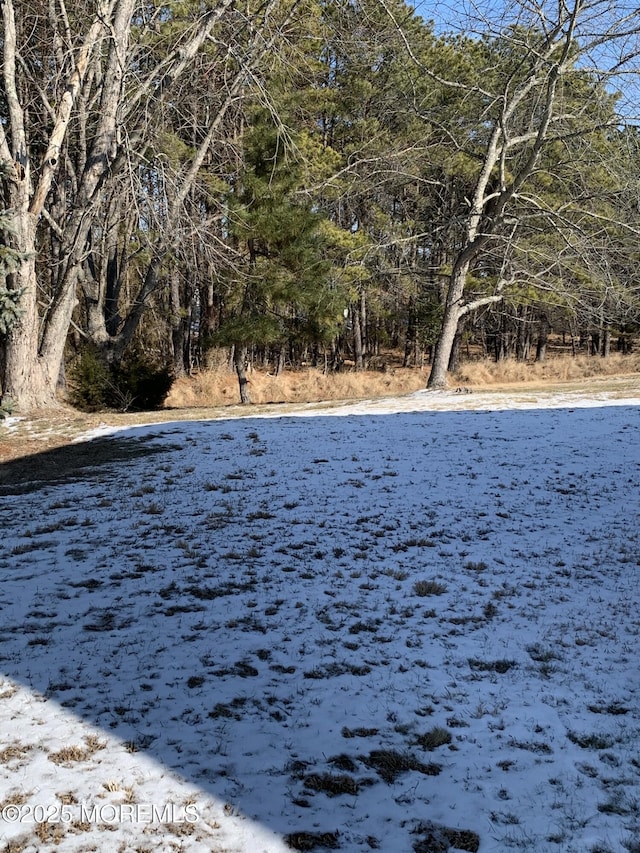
[[1, 387, 639, 853]]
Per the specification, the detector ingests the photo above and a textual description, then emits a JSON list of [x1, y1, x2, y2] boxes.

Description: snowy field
[[1, 387, 640, 853]]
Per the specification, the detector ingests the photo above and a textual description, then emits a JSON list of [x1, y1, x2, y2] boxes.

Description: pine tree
[[213, 108, 348, 401]]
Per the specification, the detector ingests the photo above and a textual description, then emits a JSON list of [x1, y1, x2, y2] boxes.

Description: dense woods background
[[2, 0, 640, 411]]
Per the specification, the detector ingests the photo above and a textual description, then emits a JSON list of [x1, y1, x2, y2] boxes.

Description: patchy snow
[[0, 416, 22, 432], [1, 386, 640, 852]]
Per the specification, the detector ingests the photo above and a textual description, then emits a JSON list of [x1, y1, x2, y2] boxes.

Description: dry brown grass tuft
[[165, 365, 427, 408], [0, 791, 31, 811], [0, 682, 18, 700], [0, 743, 33, 766], [35, 820, 68, 845], [454, 352, 640, 387], [48, 735, 106, 765], [56, 791, 78, 805], [165, 352, 640, 409]]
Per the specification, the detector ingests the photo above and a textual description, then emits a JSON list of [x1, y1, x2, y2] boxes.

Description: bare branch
[[29, 1, 117, 217]]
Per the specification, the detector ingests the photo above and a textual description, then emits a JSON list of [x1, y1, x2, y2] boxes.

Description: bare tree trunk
[[234, 345, 251, 404], [428, 313, 461, 388], [496, 314, 510, 361], [515, 306, 530, 361], [1, 220, 53, 408], [352, 303, 364, 370], [535, 316, 549, 362], [448, 317, 465, 373], [359, 289, 368, 363], [427, 266, 466, 389], [170, 268, 187, 379], [404, 296, 417, 367]]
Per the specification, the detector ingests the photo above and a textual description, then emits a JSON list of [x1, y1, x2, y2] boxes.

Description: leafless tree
[[0, 0, 298, 410], [380, 0, 640, 387]]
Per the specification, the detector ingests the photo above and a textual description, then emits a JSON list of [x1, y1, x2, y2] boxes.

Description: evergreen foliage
[[211, 107, 348, 359], [69, 347, 173, 412], [2, 0, 640, 408]]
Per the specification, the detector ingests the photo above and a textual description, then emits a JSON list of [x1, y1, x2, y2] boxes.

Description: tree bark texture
[[234, 346, 251, 404]]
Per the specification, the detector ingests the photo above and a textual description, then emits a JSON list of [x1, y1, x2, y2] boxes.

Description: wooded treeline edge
[[1, 0, 640, 411]]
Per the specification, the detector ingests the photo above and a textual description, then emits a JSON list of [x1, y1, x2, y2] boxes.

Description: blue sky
[[409, 0, 639, 119], [410, 0, 506, 34]]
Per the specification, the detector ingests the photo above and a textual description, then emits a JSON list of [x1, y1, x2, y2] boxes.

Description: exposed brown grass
[[48, 735, 106, 766], [165, 365, 427, 408], [453, 352, 640, 388], [165, 352, 640, 408], [0, 791, 31, 811], [0, 743, 33, 765]]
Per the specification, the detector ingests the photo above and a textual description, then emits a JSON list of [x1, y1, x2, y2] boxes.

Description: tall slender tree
[[417, 0, 640, 387], [0, 0, 299, 410]]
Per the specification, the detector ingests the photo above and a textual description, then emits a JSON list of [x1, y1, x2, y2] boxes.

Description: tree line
[[2, 0, 640, 410]]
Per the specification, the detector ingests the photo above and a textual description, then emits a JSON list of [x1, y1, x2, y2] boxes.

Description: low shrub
[[69, 347, 172, 412]]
